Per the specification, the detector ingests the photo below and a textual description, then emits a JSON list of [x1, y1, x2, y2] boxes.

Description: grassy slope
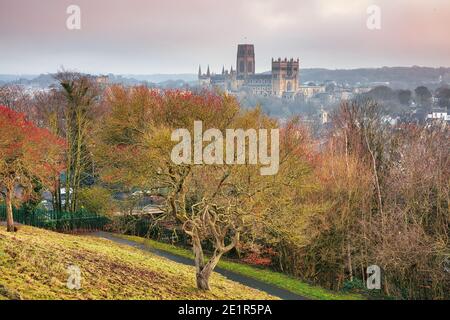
[[118, 235, 364, 300], [0, 225, 275, 300]]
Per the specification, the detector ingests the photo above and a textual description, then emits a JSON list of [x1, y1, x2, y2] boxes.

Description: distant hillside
[[121, 74, 197, 83], [0, 73, 197, 88], [2, 67, 449, 89], [300, 67, 450, 88], [0, 74, 37, 82], [0, 225, 275, 300]]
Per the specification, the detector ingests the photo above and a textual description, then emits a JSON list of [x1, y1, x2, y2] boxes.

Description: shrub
[[78, 186, 114, 216]]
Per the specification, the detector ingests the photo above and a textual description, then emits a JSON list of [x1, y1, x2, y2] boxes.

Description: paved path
[[90, 231, 307, 300]]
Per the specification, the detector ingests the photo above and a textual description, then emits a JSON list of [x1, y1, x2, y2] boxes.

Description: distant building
[[198, 65, 211, 86], [427, 109, 450, 122], [198, 44, 300, 99], [299, 85, 326, 99], [236, 44, 255, 78], [352, 87, 372, 94], [272, 57, 300, 98]]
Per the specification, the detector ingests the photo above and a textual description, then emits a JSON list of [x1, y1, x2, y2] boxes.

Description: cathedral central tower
[[236, 44, 255, 78]]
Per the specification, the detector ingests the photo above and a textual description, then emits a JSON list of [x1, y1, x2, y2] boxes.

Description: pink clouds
[[0, 0, 449, 74]]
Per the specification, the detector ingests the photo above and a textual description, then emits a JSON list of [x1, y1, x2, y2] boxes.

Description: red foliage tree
[[0, 105, 65, 232]]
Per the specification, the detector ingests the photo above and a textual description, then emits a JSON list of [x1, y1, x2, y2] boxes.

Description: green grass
[[0, 225, 276, 300], [117, 234, 364, 300]]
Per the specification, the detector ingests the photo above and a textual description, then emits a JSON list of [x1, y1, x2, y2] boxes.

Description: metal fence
[[0, 204, 110, 232]]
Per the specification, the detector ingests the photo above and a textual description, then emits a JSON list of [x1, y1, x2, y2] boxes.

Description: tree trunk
[[65, 122, 72, 212], [192, 234, 207, 289], [5, 188, 15, 232], [195, 255, 222, 291], [191, 233, 223, 291], [196, 268, 212, 290], [56, 177, 62, 213], [346, 237, 353, 282]]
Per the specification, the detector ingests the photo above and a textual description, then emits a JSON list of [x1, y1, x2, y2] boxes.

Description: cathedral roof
[[248, 73, 272, 79]]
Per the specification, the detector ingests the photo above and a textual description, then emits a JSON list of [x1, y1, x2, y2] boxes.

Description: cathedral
[[198, 44, 300, 99]]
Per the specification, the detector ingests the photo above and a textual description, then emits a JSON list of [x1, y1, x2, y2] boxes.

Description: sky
[[0, 0, 449, 74]]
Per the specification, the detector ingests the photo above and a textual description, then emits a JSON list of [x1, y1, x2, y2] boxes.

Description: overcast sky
[[0, 0, 449, 74]]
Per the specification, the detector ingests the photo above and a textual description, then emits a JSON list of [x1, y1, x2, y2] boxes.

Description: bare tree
[[54, 71, 100, 212]]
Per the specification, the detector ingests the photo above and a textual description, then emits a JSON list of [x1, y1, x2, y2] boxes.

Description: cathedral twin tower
[[199, 44, 300, 99]]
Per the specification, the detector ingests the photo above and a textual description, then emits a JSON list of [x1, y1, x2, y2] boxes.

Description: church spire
[[222, 65, 225, 75], [207, 65, 210, 77], [198, 65, 202, 77]]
